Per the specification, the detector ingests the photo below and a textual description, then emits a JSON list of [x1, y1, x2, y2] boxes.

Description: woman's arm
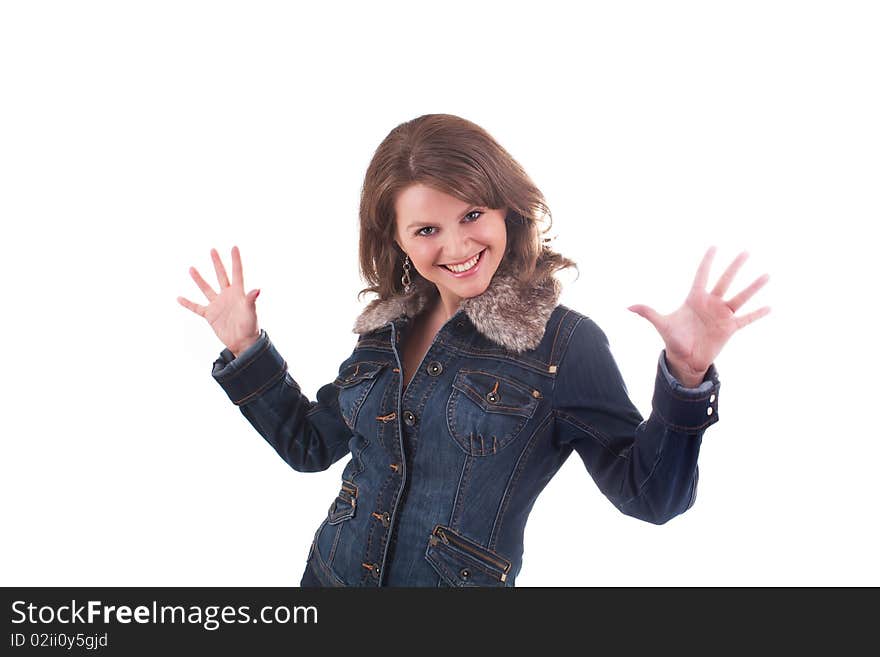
[[551, 317, 720, 524], [211, 329, 352, 473]]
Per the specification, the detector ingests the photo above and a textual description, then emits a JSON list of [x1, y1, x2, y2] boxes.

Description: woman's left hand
[[627, 246, 771, 387]]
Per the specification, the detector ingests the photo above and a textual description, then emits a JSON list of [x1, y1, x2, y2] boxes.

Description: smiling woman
[[180, 113, 769, 587], [394, 184, 507, 317]]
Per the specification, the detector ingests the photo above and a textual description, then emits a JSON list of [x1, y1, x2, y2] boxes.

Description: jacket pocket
[[445, 369, 541, 456], [334, 360, 387, 430], [327, 480, 358, 525], [425, 524, 512, 587]]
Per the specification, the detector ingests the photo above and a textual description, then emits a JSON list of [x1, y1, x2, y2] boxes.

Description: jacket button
[[460, 568, 470, 579], [381, 512, 391, 527], [426, 361, 443, 376], [486, 391, 499, 404], [403, 410, 417, 426]]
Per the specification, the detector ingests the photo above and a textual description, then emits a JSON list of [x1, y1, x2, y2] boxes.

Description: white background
[[1, 1, 877, 586]]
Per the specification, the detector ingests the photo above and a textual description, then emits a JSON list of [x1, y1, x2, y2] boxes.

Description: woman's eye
[[415, 210, 483, 237]]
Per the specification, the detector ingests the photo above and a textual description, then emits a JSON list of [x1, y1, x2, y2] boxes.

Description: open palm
[[177, 246, 262, 356], [628, 246, 771, 382]]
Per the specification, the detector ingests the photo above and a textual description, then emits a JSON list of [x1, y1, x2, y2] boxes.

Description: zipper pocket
[[430, 525, 511, 582]]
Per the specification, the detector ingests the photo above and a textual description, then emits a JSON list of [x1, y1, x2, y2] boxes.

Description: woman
[[177, 114, 770, 587]]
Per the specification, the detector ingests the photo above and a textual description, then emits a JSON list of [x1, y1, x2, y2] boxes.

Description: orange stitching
[[460, 380, 533, 412], [490, 380, 499, 395], [371, 512, 383, 521], [549, 308, 572, 364], [459, 369, 528, 391], [376, 412, 397, 422], [546, 309, 575, 375]]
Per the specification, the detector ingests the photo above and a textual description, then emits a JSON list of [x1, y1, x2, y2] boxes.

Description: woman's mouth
[[440, 248, 486, 278]]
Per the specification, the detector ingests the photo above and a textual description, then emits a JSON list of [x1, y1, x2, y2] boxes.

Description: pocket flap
[[451, 369, 540, 418], [425, 524, 511, 586], [327, 480, 358, 525], [334, 361, 387, 388]]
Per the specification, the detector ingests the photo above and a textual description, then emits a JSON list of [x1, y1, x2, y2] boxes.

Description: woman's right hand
[[177, 246, 262, 357]]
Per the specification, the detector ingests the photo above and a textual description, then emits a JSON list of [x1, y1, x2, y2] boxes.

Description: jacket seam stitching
[[617, 426, 669, 510], [549, 314, 584, 413], [490, 411, 553, 550], [554, 411, 627, 459], [233, 364, 287, 406], [548, 307, 574, 366], [651, 403, 717, 432]]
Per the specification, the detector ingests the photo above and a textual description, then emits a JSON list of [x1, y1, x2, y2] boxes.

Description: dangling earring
[[401, 254, 412, 294]]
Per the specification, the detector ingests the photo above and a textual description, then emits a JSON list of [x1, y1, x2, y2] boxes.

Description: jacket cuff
[[651, 349, 720, 433], [211, 329, 288, 406]]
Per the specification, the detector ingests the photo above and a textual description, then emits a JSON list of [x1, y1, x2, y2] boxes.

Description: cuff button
[[707, 407, 714, 415], [709, 394, 716, 403]]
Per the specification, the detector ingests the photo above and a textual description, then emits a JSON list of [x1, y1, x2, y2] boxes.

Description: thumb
[[627, 304, 663, 328], [247, 288, 261, 304]]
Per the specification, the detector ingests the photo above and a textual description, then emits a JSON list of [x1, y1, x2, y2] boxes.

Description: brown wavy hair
[[357, 113, 578, 302]]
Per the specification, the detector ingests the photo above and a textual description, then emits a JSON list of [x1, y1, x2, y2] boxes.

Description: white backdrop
[[2, 0, 877, 586]]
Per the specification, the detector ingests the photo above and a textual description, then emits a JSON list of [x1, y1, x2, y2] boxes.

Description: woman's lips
[[440, 248, 485, 278]]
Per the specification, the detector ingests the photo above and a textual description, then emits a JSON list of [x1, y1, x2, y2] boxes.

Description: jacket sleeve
[[551, 317, 721, 525], [211, 329, 352, 473]]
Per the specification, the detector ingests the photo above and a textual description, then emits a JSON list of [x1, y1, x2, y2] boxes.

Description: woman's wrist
[[230, 332, 261, 358], [664, 352, 707, 388]]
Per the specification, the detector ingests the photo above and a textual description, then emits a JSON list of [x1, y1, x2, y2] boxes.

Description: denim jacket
[[211, 255, 721, 587]]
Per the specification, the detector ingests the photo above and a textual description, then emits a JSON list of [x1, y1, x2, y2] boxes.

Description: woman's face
[[394, 183, 507, 311]]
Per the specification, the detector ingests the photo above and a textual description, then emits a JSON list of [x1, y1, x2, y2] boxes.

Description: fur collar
[[351, 255, 562, 353]]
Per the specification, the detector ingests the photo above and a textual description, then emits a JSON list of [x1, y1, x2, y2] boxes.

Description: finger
[[734, 305, 771, 331], [710, 250, 749, 298], [231, 245, 244, 288], [727, 273, 770, 313], [189, 266, 217, 301], [211, 248, 230, 288], [177, 295, 206, 317], [691, 245, 717, 293], [628, 304, 667, 332]]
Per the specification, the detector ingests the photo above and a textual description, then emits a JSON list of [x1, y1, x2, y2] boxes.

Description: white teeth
[[443, 251, 482, 273]]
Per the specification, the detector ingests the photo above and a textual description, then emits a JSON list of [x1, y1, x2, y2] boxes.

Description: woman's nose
[[440, 234, 474, 262]]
